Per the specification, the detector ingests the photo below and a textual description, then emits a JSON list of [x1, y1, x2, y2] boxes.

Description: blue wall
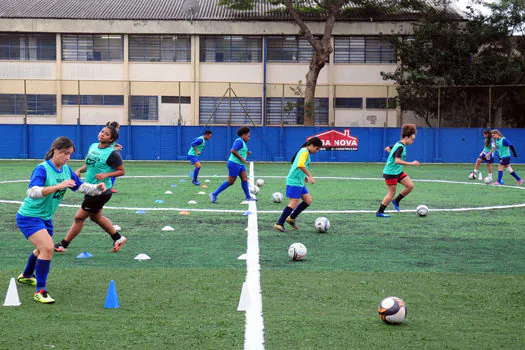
[[1, 124, 524, 163]]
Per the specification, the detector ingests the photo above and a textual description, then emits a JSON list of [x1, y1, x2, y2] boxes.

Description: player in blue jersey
[[376, 124, 420, 218], [106, 121, 122, 193], [274, 137, 323, 232], [469, 130, 495, 182], [16, 137, 106, 303], [491, 129, 522, 186], [209, 126, 255, 203], [54, 125, 127, 253], [187, 130, 212, 185]]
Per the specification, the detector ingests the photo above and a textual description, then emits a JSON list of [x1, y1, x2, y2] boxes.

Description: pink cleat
[[517, 179, 523, 186]]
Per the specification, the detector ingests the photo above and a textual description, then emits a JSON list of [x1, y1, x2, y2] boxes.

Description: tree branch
[[281, 0, 322, 51]]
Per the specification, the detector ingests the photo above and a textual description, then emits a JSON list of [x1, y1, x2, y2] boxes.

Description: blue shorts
[[478, 152, 494, 163], [16, 213, 53, 239], [499, 157, 511, 166], [286, 185, 309, 199], [227, 161, 246, 177], [187, 155, 200, 165]]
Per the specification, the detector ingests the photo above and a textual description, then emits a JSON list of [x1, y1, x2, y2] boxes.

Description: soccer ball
[[416, 205, 429, 217], [468, 172, 477, 180], [484, 177, 492, 184], [378, 296, 407, 324], [314, 217, 330, 233], [288, 243, 307, 261], [249, 185, 260, 195], [256, 179, 264, 187], [272, 192, 284, 203]]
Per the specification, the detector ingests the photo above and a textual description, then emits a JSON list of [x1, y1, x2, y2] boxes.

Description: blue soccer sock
[[35, 259, 51, 292], [290, 201, 309, 219], [498, 171, 503, 183], [241, 181, 251, 199], [193, 167, 200, 182], [111, 177, 116, 186], [213, 181, 231, 196], [23, 252, 38, 277], [277, 206, 294, 225]]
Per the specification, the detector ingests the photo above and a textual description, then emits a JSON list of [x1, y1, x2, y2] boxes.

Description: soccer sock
[[510, 171, 521, 181], [60, 239, 70, 248], [111, 232, 122, 241], [241, 181, 251, 199], [277, 206, 294, 225], [193, 167, 200, 182], [377, 204, 387, 214], [111, 177, 116, 186], [213, 181, 230, 196], [290, 201, 309, 219], [394, 193, 405, 204], [23, 252, 38, 277], [473, 169, 478, 173], [35, 259, 51, 292], [498, 171, 503, 183], [488, 173, 493, 179]]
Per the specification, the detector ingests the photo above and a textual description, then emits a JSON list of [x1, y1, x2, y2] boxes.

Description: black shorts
[[81, 189, 112, 213]]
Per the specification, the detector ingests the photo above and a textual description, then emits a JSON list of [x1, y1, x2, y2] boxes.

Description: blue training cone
[[76, 252, 93, 259], [189, 169, 194, 178], [104, 280, 120, 309]]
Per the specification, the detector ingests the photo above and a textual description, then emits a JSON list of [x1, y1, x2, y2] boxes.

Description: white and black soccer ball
[[468, 172, 477, 180], [249, 185, 260, 195], [314, 217, 330, 233], [484, 177, 492, 184], [416, 205, 429, 217], [378, 296, 407, 324], [256, 179, 264, 187], [288, 243, 307, 261], [272, 192, 284, 203]]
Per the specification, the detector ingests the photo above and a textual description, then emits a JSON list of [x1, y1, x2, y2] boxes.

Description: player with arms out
[[469, 130, 495, 182], [187, 130, 212, 185], [491, 129, 522, 186], [16, 137, 105, 303], [274, 137, 323, 232], [54, 125, 126, 253], [376, 124, 420, 218]]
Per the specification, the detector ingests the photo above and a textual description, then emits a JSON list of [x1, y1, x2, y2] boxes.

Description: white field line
[[243, 162, 265, 350]]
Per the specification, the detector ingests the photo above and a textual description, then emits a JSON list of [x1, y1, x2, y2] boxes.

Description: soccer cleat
[[492, 181, 503, 186], [54, 242, 67, 253], [517, 179, 523, 186], [376, 213, 391, 218], [111, 188, 118, 193], [209, 193, 217, 203], [34, 290, 55, 304], [192, 180, 201, 186], [391, 200, 400, 212], [245, 197, 258, 202], [111, 236, 127, 252], [17, 273, 36, 286], [274, 224, 286, 232], [286, 217, 299, 230]]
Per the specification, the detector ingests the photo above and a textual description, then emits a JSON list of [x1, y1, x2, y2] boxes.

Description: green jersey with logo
[[85, 143, 115, 188], [286, 148, 310, 186], [383, 142, 406, 175], [188, 136, 206, 156], [18, 161, 72, 220], [495, 137, 510, 158], [228, 138, 248, 165], [483, 139, 496, 153]]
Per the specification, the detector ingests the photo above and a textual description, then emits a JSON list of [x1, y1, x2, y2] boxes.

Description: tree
[[218, 0, 429, 125]]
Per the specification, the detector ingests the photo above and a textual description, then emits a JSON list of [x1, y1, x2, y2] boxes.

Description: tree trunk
[[304, 54, 324, 126]]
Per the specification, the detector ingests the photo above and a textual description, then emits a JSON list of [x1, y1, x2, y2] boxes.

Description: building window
[[161, 96, 191, 104], [266, 98, 329, 125], [62, 95, 124, 106], [334, 98, 363, 109], [199, 97, 262, 125], [200, 36, 262, 63], [129, 35, 191, 62], [130, 96, 158, 120], [0, 33, 56, 60], [0, 94, 56, 115], [334, 36, 395, 63], [62, 34, 123, 61], [365, 97, 396, 109], [267, 36, 315, 63]]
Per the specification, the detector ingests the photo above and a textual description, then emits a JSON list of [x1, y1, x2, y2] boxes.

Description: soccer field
[[1, 160, 524, 349]]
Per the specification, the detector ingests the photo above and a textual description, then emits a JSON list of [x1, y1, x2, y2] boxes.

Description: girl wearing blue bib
[[274, 137, 322, 232], [16, 137, 106, 303], [491, 129, 522, 186], [210, 127, 255, 203]]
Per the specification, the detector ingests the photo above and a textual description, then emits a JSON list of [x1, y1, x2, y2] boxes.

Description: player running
[[491, 129, 522, 186], [187, 130, 212, 185]]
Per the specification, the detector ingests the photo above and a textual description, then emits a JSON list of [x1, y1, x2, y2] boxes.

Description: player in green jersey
[[106, 121, 122, 193], [469, 130, 495, 182], [274, 137, 323, 232], [16, 137, 105, 303], [377, 124, 420, 218], [188, 130, 212, 185], [491, 129, 522, 186]]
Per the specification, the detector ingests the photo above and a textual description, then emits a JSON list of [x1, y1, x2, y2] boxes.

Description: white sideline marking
[[241, 162, 265, 349]]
